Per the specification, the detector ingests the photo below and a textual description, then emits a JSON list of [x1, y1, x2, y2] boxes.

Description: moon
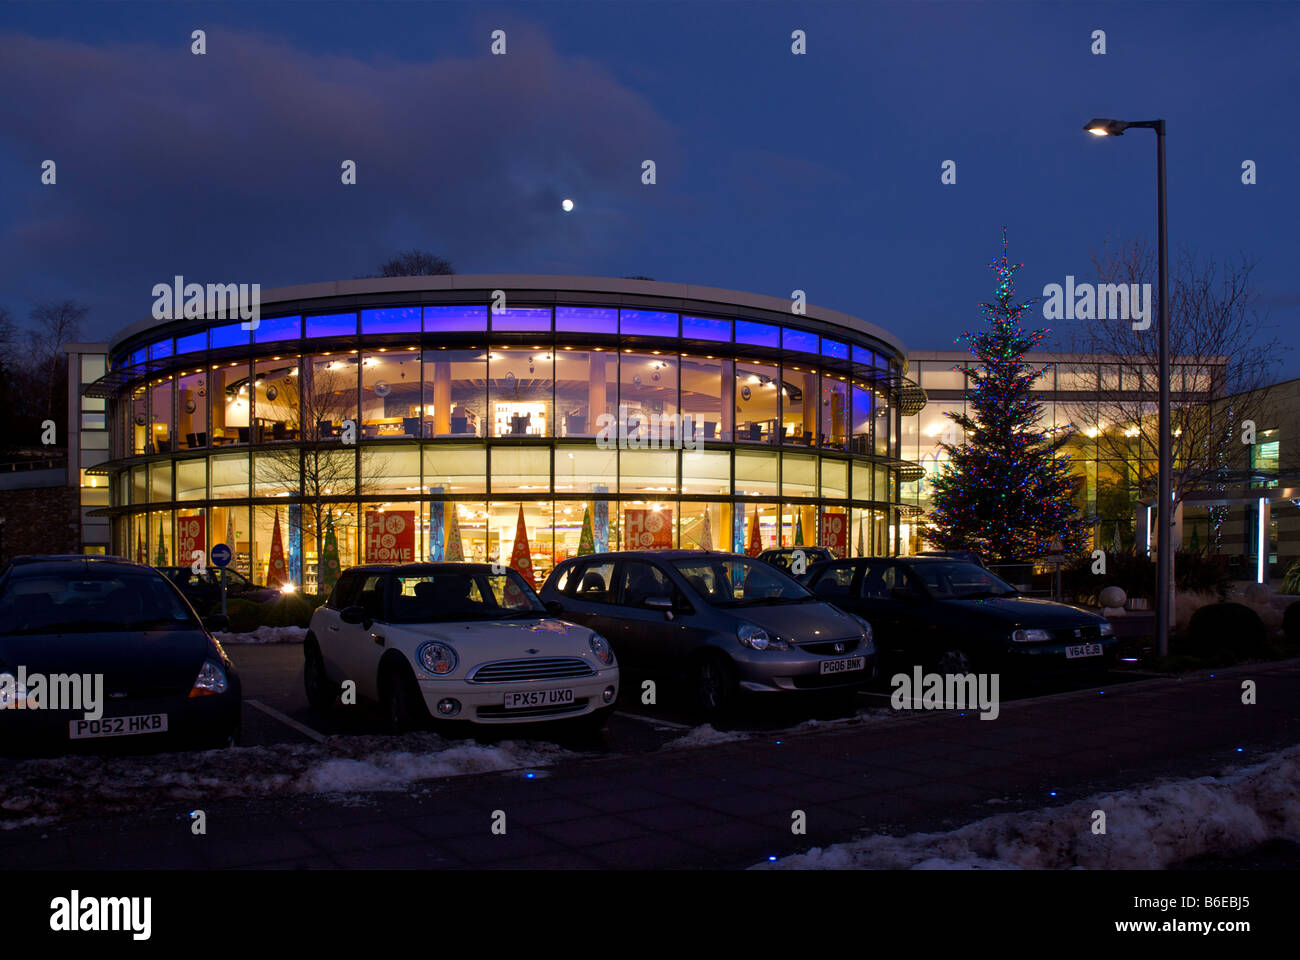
[[561, 198, 574, 212]]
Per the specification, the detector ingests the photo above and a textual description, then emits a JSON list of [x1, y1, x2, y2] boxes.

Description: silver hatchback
[[539, 551, 877, 716]]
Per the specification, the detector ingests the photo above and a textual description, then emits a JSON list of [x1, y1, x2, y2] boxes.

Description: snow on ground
[[660, 724, 752, 750], [0, 732, 573, 830], [214, 625, 307, 644], [757, 743, 1300, 870]]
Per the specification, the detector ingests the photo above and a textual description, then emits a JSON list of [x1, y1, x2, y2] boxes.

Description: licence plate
[[1065, 643, 1103, 659], [820, 656, 866, 675], [69, 714, 169, 740], [503, 688, 575, 709]]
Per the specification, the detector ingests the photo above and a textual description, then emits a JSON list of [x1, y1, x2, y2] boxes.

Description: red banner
[[177, 515, 205, 565], [624, 508, 673, 550], [819, 512, 846, 559], [365, 510, 416, 563]]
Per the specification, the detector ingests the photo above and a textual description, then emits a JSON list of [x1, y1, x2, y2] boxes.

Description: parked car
[[540, 551, 876, 716], [802, 556, 1116, 678], [0, 556, 241, 754], [304, 563, 619, 733], [757, 546, 836, 576], [160, 566, 279, 614]]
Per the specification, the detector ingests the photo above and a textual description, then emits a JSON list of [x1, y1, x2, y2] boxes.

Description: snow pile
[[757, 744, 1300, 870], [788, 707, 914, 733], [660, 724, 751, 750], [0, 733, 573, 830], [214, 626, 307, 645]]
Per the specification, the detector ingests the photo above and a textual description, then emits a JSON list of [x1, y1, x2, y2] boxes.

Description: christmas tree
[[927, 232, 1086, 562]]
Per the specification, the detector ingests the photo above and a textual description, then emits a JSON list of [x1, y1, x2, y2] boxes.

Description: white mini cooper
[[305, 563, 619, 733]]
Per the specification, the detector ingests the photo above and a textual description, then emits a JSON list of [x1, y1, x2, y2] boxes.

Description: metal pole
[[1155, 120, 1171, 657], [221, 566, 228, 617]]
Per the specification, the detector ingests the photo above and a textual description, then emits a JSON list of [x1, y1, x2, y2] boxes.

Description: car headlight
[[188, 660, 229, 698], [1011, 628, 1052, 643], [589, 633, 615, 665], [0, 672, 33, 709], [417, 642, 458, 676], [1099, 622, 1114, 637], [849, 613, 874, 643], [737, 622, 790, 651]]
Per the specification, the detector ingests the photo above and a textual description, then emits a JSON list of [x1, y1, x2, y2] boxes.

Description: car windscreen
[[0, 570, 200, 635], [388, 570, 546, 623], [911, 562, 1016, 599], [673, 558, 813, 607]]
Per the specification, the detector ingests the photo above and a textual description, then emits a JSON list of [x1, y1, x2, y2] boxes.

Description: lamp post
[[1083, 117, 1171, 656]]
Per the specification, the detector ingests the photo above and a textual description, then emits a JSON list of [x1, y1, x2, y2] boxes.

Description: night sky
[[1, 2, 1296, 374]]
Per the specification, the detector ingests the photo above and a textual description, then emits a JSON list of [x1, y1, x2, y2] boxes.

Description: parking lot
[[232, 639, 1150, 754]]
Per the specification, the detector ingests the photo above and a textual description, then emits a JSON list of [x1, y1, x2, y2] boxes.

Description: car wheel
[[693, 653, 738, 720], [380, 662, 430, 735], [303, 639, 340, 712], [935, 647, 973, 675]]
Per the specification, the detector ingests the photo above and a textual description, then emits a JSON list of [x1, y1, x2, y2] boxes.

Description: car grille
[[798, 638, 860, 656], [476, 699, 590, 719], [792, 673, 863, 690], [1050, 625, 1103, 643], [467, 657, 595, 684]]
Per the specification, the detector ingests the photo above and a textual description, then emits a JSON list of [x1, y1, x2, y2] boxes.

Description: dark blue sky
[[2, 2, 1296, 373]]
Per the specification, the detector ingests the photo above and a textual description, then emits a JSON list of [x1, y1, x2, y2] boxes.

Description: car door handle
[[371, 633, 385, 646], [327, 625, 340, 632]]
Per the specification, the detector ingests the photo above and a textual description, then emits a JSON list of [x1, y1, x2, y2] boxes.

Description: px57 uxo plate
[[503, 688, 575, 709]]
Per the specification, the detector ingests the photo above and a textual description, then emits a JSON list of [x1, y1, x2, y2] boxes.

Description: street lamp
[[1083, 117, 1171, 656]]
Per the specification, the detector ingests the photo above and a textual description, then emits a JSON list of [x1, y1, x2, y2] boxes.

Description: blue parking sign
[[211, 543, 232, 568]]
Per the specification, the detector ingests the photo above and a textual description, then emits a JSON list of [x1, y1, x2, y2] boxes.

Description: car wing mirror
[[544, 599, 564, 615], [340, 605, 371, 627]]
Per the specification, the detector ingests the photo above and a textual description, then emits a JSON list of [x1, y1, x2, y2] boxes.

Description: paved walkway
[[7, 660, 1299, 869]]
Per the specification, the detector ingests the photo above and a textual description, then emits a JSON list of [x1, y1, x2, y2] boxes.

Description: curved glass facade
[[94, 281, 918, 593]]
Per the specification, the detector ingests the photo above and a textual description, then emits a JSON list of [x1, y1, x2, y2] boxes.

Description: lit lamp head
[[1084, 118, 1129, 137]]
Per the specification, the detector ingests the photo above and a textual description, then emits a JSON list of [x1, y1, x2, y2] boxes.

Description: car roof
[[341, 562, 506, 574], [557, 550, 745, 563], [5, 554, 135, 565], [2, 557, 154, 575]]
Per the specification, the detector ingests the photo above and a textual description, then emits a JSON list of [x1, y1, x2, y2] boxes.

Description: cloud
[[0, 25, 680, 333]]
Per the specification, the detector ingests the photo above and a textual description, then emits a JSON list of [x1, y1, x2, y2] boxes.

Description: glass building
[[899, 350, 1224, 557], [83, 277, 925, 591]]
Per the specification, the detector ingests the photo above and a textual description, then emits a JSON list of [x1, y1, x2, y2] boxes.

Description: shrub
[[1283, 559, 1300, 596], [1183, 602, 1267, 661], [1064, 549, 1232, 606], [223, 598, 262, 633], [259, 592, 316, 628]]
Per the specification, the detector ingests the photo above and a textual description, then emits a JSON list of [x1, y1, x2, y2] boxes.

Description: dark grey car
[[539, 551, 876, 716]]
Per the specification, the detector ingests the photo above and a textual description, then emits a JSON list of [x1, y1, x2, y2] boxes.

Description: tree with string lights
[[927, 232, 1087, 562]]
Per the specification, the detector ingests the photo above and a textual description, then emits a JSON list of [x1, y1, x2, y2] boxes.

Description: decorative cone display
[[794, 511, 805, 547], [857, 519, 865, 557], [137, 530, 146, 565], [445, 507, 464, 561], [747, 509, 762, 557], [155, 520, 167, 566], [509, 505, 534, 584], [700, 510, 713, 551], [267, 509, 287, 588], [577, 504, 595, 556], [318, 513, 341, 597]]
